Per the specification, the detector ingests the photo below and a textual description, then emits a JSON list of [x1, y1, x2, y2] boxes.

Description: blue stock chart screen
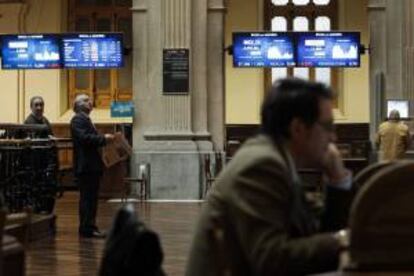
[[1, 34, 61, 69], [62, 33, 123, 69], [296, 32, 360, 67], [233, 32, 296, 67]]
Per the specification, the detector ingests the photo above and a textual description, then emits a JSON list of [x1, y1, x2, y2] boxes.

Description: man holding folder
[[70, 94, 114, 238]]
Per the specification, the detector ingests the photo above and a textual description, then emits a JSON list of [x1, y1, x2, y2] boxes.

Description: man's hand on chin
[[321, 143, 352, 189]]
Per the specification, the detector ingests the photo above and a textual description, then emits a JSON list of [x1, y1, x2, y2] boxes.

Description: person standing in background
[[71, 94, 114, 238], [376, 110, 411, 161], [24, 96, 53, 138], [24, 96, 57, 213]]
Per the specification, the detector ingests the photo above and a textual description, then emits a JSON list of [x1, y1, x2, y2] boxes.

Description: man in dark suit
[[186, 78, 352, 275], [70, 94, 114, 238]]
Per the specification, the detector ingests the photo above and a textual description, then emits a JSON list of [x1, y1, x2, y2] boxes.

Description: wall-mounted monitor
[[232, 32, 296, 67], [61, 33, 123, 69], [387, 100, 409, 119], [1, 34, 61, 69], [296, 32, 360, 67]]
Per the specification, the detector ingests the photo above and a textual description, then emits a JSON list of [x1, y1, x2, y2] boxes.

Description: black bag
[[100, 204, 165, 276]]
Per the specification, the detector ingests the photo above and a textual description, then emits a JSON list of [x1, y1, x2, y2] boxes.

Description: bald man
[[376, 110, 411, 161], [70, 94, 114, 238]]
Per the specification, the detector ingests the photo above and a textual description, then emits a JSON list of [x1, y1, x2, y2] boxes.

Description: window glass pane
[[271, 68, 288, 83], [114, 0, 132, 6], [75, 70, 89, 90], [76, 0, 111, 5], [315, 68, 331, 85], [96, 70, 111, 89], [272, 0, 289, 5], [271, 16, 287, 31], [96, 18, 112, 32], [118, 18, 132, 47], [293, 0, 310, 5], [293, 68, 309, 80], [315, 16, 331, 31], [293, 16, 309, 31], [75, 18, 90, 32], [97, 0, 111, 5], [313, 0, 330, 5], [118, 55, 132, 89], [76, 0, 95, 4]]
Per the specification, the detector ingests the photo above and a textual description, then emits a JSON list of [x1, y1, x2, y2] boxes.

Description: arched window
[[265, 0, 338, 90], [68, 0, 132, 109]]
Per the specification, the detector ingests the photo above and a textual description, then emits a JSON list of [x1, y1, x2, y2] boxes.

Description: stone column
[[385, 0, 404, 99], [368, 0, 387, 140], [192, 0, 212, 152], [132, 0, 225, 199], [207, 0, 226, 152], [403, 0, 414, 99]]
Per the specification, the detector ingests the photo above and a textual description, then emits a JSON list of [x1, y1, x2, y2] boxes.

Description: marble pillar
[[368, 0, 387, 140], [131, 0, 226, 199]]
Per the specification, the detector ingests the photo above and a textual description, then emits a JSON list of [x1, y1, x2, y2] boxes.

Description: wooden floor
[[26, 192, 203, 276]]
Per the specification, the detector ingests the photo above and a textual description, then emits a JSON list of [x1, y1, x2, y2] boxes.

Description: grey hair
[[30, 96, 44, 107], [73, 94, 89, 113], [389, 109, 401, 121]]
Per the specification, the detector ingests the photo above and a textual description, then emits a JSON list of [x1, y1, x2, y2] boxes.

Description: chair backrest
[[137, 163, 150, 180], [214, 151, 224, 176], [350, 161, 414, 269], [100, 204, 164, 276], [352, 161, 396, 190], [204, 154, 212, 180]]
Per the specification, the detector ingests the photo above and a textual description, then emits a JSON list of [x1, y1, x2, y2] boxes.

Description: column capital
[[208, 0, 226, 12], [368, 0, 386, 10], [131, 6, 147, 12], [132, 0, 147, 12]]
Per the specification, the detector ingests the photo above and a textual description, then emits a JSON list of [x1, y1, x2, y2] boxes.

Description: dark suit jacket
[[24, 113, 53, 138], [70, 112, 106, 176], [186, 135, 352, 276]]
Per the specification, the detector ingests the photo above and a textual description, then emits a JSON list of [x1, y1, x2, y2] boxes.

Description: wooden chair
[[203, 153, 224, 197], [349, 161, 414, 270], [204, 155, 214, 197], [122, 163, 150, 202], [4, 210, 30, 247], [352, 161, 396, 190], [0, 210, 25, 276]]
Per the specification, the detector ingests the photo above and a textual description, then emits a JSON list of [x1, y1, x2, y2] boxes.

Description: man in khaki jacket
[[376, 110, 411, 161], [186, 78, 353, 276]]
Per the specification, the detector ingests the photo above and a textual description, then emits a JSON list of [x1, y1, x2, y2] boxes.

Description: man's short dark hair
[[261, 78, 334, 142], [30, 96, 44, 107]]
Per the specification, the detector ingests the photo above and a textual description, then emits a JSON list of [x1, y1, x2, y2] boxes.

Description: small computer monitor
[[232, 32, 296, 67], [387, 100, 409, 119], [1, 34, 62, 69], [61, 33, 124, 69]]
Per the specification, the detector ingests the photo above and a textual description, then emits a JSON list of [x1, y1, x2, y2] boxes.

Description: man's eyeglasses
[[316, 120, 335, 132]]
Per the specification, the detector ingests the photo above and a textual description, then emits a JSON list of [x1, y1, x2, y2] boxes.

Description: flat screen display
[[387, 100, 409, 119], [296, 32, 360, 67], [61, 33, 123, 69], [1, 34, 61, 69], [232, 32, 296, 67]]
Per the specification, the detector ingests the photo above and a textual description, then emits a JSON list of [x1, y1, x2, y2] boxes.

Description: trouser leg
[[78, 173, 101, 234]]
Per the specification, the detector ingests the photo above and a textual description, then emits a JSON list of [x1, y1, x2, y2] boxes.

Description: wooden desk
[[2, 235, 25, 276]]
